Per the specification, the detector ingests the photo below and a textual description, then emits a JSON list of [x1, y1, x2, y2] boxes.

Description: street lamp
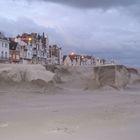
[[71, 52, 74, 55], [28, 37, 32, 41]]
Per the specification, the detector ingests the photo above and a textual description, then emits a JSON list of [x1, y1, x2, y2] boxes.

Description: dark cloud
[[0, 16, 64, 45], [0, 17, 45, 36], [124, 5, 140, 21], [30, 0, 140, 9]]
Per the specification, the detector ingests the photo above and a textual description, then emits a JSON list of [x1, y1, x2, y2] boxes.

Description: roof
[[0, 32, 9, 41]]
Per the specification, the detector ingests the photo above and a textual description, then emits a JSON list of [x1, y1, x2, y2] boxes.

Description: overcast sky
[[0, 0, 140, 66]]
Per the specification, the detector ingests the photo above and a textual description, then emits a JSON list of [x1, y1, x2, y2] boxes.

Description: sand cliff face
[[53, 65, 140, 90], [0, 64, 55, 87], [94, 65, 131, 89], [0, 64, 140, 91]]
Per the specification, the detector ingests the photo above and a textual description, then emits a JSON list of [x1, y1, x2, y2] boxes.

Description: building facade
[[0, 32, 9, 63], [49, 45, 62, 65], [63, 53, 96, 66], [13, 32, 49, 64], [0, 32, 65, 65]]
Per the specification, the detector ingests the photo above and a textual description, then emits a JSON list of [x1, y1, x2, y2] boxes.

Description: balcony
[[0, 57, 8, 60], [0, 57, 9, 63]]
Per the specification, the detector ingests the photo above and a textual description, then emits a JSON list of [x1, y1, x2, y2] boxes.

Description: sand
[[0, 64, 140, 140]]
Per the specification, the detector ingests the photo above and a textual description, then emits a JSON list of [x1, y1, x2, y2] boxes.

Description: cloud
[[28, 0, 140, 9], [0, 17, 45, 35], [0, 16, 64, 45]]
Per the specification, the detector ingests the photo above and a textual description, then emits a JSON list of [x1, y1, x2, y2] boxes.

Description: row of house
[[0, 32, 114, 66], [63, 54, 95, 66], [0, 32, 62, 65], [63, 53, 114, 66]]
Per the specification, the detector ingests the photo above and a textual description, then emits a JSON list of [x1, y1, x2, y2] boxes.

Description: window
[[5, 43, 8, 48], [5, 52, 7, 58], [28, 52, 30, 58], [1, 51, 3, 58]]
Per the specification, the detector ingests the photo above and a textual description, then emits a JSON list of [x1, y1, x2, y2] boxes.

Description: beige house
[[49, 45, 62, 65], [63, 54, 96, 66], [63, 55, 72, 66]]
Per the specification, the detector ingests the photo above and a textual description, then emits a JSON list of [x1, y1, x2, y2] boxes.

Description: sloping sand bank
[[94, 65, 130, 89], [0, 64, 56, 89], [0, 64, 55, 83], [52, 65, 140, 90], [0, 64, 140, 91]]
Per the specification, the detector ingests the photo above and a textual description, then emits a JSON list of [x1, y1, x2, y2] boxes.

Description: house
[[63, 53, 96, 66], [63, 53, 80, 66], [23, 44, 32, 64], [15, 33, 49, 64], [0, 32, 63, 65], [49, 45, 62, 65], [14, 36, 31, 64], [84, 55, 95, 66], [69, 54, 81, 66], [9, 39, 20, 63], [63, 55, 72, 66], [9, 50, 20, 64], [11, 36, 32, 64], [95, 57, 112, 66], [31, 33, 49, 64], [0, 32, 9, 63]]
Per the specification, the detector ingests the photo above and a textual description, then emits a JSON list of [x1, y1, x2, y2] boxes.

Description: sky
[[0, 0, 140, 66]]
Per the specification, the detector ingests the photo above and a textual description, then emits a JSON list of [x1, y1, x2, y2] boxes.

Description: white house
[[0, 33, 9, 63], [15, 37, 27, 61], [63, 55, 72, 66], [63, 54, 78, 66]]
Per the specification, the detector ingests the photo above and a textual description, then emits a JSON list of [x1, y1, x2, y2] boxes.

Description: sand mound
[[127, 67, 138, 74], [132, 79, 140, 84], [45, 65, 71, 75], [1, 64, 138, 92], [44, 65, 140, 91], [0, 64, 55, 87], [44, 65, 71, 84], [52, 66, 98, 90], [127, 67, 140, 85], [94, 65, 131, 89]]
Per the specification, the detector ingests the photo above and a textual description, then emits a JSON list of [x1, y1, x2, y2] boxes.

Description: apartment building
[[0, 32, 9, 63]]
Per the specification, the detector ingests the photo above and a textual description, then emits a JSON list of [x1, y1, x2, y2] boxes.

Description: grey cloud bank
[[0, 16, 63, 46], [29, 0, 140, 8]]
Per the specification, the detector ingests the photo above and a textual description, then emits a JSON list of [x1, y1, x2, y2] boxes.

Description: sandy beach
[[0, 64, 140, 140]]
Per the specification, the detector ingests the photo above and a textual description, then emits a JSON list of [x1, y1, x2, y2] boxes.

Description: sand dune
[[0, 64, 140, 90], [0, 64, 55, 83]]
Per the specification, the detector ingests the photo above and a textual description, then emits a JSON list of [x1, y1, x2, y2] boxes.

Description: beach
[[0, 64, 140, 140]]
